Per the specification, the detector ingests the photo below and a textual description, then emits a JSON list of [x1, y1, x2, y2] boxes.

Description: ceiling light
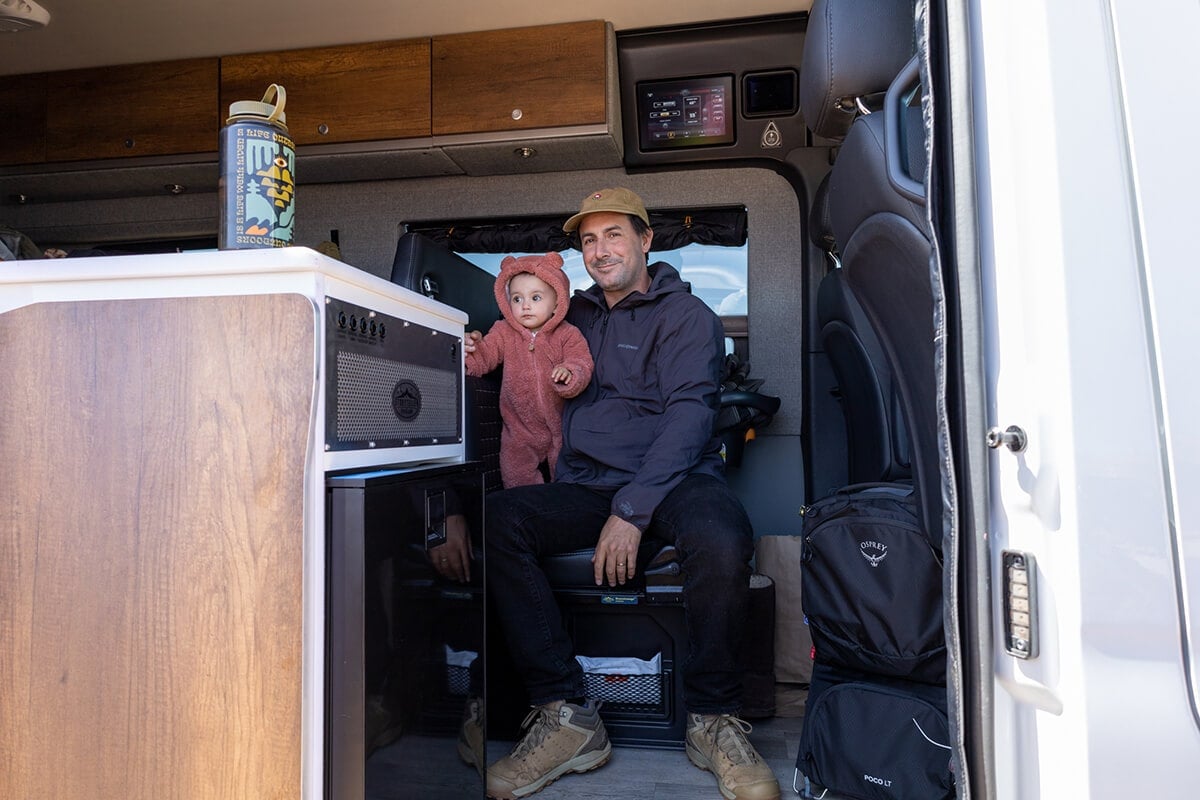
[[0, 0, 51, 32]]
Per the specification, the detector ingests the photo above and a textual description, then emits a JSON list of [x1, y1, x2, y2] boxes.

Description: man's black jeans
[[486, 473, 754, 713]]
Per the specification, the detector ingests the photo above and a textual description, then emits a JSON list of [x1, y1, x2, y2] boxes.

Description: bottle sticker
[[228, 124, 296, 247]]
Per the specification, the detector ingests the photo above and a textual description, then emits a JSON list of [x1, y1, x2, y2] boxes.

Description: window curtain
[[405, 206, 747, 254]]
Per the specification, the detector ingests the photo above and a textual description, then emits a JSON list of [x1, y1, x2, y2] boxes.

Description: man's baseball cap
[[563, 187, 650, 232]]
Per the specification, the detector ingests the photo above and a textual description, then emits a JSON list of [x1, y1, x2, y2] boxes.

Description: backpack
[[796, 661, 954, 800], [800, 482, 945, 684]]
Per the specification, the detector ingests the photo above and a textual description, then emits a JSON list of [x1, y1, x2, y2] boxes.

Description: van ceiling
[[0, 0, 811, 77]]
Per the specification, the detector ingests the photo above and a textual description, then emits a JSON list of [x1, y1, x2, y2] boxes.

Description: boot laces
[[709, 714, 760, 766], [512, 704, 561, 760]]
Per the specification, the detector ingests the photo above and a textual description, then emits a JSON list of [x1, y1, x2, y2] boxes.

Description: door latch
[[986, 424, 1027, 453]]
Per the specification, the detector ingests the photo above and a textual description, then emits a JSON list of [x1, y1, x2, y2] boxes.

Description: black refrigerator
[[326, 461, 486, 799]]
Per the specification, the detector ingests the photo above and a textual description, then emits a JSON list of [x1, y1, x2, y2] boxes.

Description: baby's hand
[[551, 365, 573, 384], [463, 330, 482, 354]]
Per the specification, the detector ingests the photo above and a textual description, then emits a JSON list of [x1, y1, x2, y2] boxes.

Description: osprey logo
[[859, 540, 888, 567]]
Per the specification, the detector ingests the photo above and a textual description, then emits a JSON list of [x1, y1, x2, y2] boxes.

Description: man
[[468, 188, 780, 800]]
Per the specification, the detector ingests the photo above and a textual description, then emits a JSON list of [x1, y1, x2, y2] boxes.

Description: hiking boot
[[364, 693, 403, 755], [486, 700, 611, 799], [686, 713, 781, 800], [457, 696, 485, 779]]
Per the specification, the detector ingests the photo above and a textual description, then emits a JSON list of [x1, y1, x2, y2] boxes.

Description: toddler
[[465, 253, 593, 488]]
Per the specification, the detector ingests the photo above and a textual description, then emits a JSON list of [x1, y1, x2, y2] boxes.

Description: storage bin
[[576, 653, 663, 706], [445, 645, 478, 697]]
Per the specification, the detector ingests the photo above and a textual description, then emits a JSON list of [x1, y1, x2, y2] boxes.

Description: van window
[[460, 242, 746, 358], [406, 207, 748, 356], [458, 241, 748, 317]]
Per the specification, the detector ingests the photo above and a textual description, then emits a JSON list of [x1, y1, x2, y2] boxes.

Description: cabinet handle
[[511, 108, 523, 121], [124, 138, 135, 149], [318, 123, 329, 136]]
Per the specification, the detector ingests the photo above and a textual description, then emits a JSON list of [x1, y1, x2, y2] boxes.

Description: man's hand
[[592, 515, 641, 587], [429, 514, 472, 583]]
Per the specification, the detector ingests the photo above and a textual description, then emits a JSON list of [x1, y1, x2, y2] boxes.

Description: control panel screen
[[637, 75, 735, 151]]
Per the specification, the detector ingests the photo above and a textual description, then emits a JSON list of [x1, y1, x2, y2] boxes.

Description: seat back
[[798, 0, 937, 536], [827, 56, 938, 537], [812, 173, 911, 484], [389, 231, 501, 331]]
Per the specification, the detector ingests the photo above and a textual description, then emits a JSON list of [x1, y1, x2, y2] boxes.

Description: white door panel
[[971, 0, 1200, 796]]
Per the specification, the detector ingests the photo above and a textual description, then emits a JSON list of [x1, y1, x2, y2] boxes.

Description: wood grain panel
[[0, 72, 47, 166], [0, 294, 314, 800], [432, 21, 607, 136], [221, 39, 431, 146], [46, 59, 219, 161]]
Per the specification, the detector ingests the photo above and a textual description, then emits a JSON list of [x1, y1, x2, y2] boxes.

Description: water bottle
[[218, 84, 296, 249]]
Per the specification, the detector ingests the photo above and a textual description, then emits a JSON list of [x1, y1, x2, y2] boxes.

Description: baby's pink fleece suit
[[465, 253, 594, 488]]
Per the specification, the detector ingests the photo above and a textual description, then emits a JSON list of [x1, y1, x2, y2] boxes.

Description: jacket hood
[[495, 253, 572, 335]]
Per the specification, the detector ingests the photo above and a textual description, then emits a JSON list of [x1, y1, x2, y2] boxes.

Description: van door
[[952, 0, 1200, 797]]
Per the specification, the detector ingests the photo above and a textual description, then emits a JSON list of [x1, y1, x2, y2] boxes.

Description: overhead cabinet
[[0, 20, 622, 198], [220, 39, 432, 146], [46, 59, 219, 162], [0, 73, 48, 166], [432, 20, 609, 136], [431, 20, 621, 175]]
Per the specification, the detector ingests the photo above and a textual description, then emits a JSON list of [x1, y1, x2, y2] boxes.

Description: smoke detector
[[0, 0, 51, 32]]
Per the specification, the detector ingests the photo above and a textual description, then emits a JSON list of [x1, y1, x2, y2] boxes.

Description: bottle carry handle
[[261, 84, 286, 125]]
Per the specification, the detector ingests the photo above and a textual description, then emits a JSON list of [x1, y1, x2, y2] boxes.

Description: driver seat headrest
[[798, 0, 918, 142]]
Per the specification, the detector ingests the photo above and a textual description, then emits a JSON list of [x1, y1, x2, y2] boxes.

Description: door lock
[[986, 424, 1028, 453]]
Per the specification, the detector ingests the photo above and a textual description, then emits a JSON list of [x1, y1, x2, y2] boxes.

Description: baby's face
[[508, 273, 557, 332]]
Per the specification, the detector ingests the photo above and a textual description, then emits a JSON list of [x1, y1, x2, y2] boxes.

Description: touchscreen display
[[637, 75, 735, 150]]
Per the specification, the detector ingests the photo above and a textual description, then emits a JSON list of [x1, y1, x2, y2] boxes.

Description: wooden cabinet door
[[221, 39, 431, 147], [46, 59, 219, 162], [432, 21, 608, 137], [0, 73, 47, 166], [0, 293, 310, 800]]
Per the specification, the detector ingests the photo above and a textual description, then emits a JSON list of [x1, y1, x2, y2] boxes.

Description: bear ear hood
[[494, 252, 572, 334]]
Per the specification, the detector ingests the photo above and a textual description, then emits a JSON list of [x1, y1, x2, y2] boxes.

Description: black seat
[[797, 0, 917, 145], [825, 54, 938, 537], [798, 0, 918, 492], [798, 0, 938, 528], [541, 539, 682, 595], [812, 173, 911, 484], [389, 231, 501, 332]]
